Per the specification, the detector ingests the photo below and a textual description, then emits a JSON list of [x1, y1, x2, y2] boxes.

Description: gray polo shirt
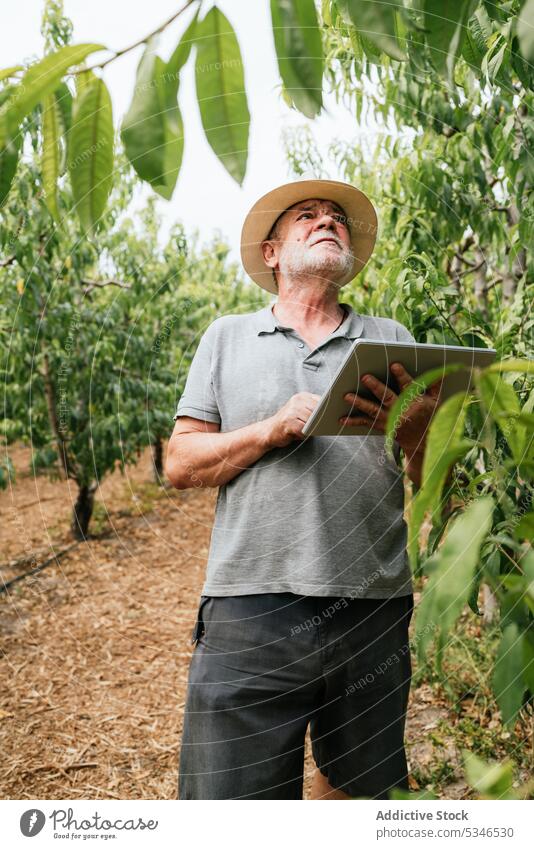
[[173, 301, 415, 599]]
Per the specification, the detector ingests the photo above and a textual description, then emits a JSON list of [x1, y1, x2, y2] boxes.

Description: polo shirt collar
[[255, 301, 364, 340]]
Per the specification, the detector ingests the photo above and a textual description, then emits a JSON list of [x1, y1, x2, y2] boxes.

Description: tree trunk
[[41, 349, 78, 481], [151, 437, 164, 483], [71, 482, 97, 540]]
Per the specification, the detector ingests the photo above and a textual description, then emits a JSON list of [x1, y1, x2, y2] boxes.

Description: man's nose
[[315, 212, 337, 229]]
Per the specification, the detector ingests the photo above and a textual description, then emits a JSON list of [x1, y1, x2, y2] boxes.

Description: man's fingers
[[344, 393, 387, 419], [360, 374, 397, 406], [339, 414, 385, 432], [390, 363, 413, 390]]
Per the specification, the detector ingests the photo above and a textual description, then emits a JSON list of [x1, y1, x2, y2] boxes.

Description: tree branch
[[71, 0, 198, 75], [459, 258, 486, 278], [82, 279, 132, 296], [39, 349, 79, 482]]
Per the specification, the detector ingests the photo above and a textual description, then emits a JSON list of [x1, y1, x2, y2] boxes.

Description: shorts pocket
[[191, 595, 211, 645]]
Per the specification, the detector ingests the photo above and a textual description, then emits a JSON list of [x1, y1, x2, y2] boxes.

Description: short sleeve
[[394, 322, 416, 344], [173, 324, 221, 424]]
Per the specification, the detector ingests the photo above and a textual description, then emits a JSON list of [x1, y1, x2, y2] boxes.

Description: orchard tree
[[0, 152, 260, 536], [1, 1, 533, 230], [106, 198, 264, 480], [1, 155, 155, 537], [1, 0, 263, 535]]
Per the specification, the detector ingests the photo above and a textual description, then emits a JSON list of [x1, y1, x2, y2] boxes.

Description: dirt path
[[0, 444, 467, 799]]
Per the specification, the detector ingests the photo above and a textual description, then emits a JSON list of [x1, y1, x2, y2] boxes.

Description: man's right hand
[[264, 392, 322, 449]]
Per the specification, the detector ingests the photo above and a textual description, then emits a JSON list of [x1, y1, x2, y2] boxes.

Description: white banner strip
[[2, 799, 533, 848]]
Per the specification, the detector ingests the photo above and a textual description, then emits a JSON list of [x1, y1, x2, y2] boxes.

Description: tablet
[[301, 339, 497, 437]]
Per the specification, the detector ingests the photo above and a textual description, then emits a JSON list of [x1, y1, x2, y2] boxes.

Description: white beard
[[277, 237, 354, 284]]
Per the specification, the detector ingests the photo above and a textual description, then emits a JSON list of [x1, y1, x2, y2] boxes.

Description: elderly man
[[166, 179, 442, 800]]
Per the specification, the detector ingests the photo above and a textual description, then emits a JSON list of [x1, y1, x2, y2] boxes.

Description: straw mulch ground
[[0, 442, 467, 800]]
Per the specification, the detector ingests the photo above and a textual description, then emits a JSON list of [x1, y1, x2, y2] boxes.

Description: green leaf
[[513, 511, 534, 541], [41, 92, 62, 221], [476, 371, 525, 465], [270, 0, 324, 118], [195, 6, 250, 184], [523, 628, 534, 694], [338, 0, 407, 61], [517, 0, 534, 63], [68, 73, 114, 232], [0, 136, 20, 209], [385, 362, 467, 453], [0, 87, 21, 208], [121, 39, 184, 200], [463, 751, 515, 798], [415, 497, 494, 672], [408, 393, 474, 570], [511, 33, 533, 88], [0, 66, 23, 83], [389, 788, 439, 800], [0, 43, 105, 149], [166, 6, 200, 88], [493, 622, 525, 727], [53, 82, 73, 140], [423, 0, 478, 86], [486, 358, 534, 374]]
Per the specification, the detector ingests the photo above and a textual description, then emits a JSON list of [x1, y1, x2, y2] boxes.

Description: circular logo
[[20, 809, 46, 837]]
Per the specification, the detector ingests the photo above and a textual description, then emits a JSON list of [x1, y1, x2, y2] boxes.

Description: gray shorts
[[178, 591, 413, 800]]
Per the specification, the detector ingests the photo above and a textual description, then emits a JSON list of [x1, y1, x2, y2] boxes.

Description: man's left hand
[[339, 362, 443, 459]]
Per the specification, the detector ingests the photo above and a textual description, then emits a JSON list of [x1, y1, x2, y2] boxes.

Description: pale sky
[[2, 1, 395, 260]]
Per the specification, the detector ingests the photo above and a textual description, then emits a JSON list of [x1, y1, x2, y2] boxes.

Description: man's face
[[261, 198, 353, 285]]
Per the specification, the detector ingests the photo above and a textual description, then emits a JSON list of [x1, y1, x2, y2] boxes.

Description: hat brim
[[240, 179, 378, 295]]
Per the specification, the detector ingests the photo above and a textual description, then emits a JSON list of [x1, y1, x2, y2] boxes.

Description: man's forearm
[[166, 419, 274, 490]]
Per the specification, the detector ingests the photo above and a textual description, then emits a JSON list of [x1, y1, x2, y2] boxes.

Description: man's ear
[[261, 239, 278, 269]]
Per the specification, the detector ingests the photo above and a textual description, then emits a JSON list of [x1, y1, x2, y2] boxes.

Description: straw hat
[[240, 178, 378, 294]]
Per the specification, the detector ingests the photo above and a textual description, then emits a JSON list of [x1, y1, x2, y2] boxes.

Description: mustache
[[307, 233, 344, 248]]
